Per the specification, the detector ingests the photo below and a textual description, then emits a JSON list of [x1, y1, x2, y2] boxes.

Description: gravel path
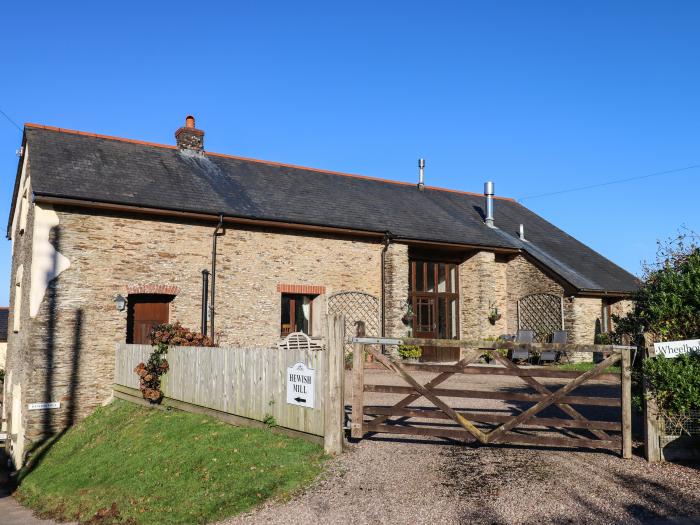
[[220, 437, 700, 525], [221, 439, 700, 525], [221, 369, 700, 525]]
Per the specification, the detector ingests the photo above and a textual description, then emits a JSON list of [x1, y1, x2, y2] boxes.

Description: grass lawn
[[555, 361, 622, 374], [15, 399, 325, 524]]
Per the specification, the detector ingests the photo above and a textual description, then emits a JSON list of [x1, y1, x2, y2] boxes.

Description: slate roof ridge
[[23, 123, 516, 202]]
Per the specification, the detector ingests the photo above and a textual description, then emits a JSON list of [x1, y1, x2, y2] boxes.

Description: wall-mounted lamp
[[114, 294, 127, 312]]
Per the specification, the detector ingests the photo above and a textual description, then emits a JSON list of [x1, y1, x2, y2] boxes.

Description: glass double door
[[410, 260, 460, 362]]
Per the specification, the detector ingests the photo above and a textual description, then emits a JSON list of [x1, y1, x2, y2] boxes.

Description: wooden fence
[[113, 317, 345, 454]]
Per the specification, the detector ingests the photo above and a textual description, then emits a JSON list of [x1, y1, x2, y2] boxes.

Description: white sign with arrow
[[286, 362, 315, 409]]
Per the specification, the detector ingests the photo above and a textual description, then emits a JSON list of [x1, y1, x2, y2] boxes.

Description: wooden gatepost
[[643, 333, 663, 463], [324, 316, 345, 455], [350, 336, 634, 458]]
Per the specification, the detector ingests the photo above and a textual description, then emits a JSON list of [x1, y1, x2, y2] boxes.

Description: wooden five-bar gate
[[350, 337, 633, 458]]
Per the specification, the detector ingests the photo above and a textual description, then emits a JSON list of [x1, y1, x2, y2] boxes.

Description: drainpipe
[[210, 214, 225, 340], [380, 231, 394, 344], [201, 269, 210, 336]]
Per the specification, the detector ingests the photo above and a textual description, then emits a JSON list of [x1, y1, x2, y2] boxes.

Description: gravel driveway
[[221, 368, 700, 525]]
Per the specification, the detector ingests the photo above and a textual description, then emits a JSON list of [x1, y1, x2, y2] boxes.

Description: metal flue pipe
[[484, 181, 495, 227]]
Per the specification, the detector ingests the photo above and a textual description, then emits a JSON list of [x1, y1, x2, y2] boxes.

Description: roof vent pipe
[[484, 181, 495, 227], [417, 158, 425, 191], [519, 223, 526, 240]]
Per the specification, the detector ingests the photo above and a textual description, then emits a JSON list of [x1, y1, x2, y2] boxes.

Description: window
[[18, 189, 28, 235], [280, 294, 315, 336], [409, 260, 459, 339], [13, 265, 23, 332], [409, 259, 460, 362]]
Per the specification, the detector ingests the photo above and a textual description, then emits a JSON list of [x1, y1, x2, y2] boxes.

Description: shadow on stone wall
[[17, 225, 83, 481]]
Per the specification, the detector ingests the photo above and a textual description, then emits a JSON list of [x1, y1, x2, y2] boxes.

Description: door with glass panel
[[409, 260, 460, 362]]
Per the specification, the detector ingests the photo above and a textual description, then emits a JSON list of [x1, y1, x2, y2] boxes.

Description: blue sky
[[1, 1, 698, 303]]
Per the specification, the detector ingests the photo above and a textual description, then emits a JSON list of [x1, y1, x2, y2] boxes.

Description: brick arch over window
[[126, 284, 181, 296], [517, 293, 563, 343]]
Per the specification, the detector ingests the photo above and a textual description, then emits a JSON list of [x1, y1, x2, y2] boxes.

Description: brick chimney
[[175, 115, 204, 153]]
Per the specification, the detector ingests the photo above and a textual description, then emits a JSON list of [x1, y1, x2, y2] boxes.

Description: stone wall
[[383, 243, 409, 339], [5, 204, 383, 465], [3, 196, 632, 464], [505, 254, 565, 335], [3, 163, 37, 467], [610, 299, 634, 331], [459, 251, 507, 340]]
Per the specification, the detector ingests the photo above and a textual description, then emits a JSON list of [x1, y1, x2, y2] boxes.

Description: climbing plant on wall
[[134, 322, 214, 403]]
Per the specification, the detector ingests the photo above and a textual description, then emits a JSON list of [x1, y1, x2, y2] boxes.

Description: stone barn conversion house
[[2, 116, 638, 466]]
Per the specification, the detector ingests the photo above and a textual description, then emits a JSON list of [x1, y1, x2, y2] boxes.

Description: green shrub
[[638, 353, 700, 415], [397, 344, 422, 360], [614, 230, 700, 342]]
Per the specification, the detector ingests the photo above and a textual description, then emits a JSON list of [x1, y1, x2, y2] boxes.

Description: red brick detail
[[126, 283, 181, 296], [276, 284, 326, 295]]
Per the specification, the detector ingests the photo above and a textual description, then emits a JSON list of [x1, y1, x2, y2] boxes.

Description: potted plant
[[401, 301, 415, 326], [488, 302, 502, 325], [398, 344, 422, 363]]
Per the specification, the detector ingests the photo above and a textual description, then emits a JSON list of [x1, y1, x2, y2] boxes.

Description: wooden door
[[410, 260, 460, 362], [127, 295, 171, 344]]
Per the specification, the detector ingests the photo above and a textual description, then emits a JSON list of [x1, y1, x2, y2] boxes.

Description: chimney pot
[[175, 115, 205, 153]]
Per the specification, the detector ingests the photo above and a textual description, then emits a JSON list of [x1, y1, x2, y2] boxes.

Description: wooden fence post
[[621, 346, 632, 459], [643, 333, 662, 462], [350, 341, 365, 439], [324, 316, 345, 455]]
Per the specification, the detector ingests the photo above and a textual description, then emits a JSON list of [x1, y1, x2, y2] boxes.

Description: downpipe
[[201, 269, 210, 336], [210, 214, 225, 340], [380, 231, 393, 352]]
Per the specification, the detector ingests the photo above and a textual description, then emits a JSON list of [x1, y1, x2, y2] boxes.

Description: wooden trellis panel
[[327, 291, 380, 354], [518, 293, 564, 342]]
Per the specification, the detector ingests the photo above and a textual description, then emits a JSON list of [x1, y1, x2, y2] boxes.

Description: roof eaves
[[33, 193, 522, 253], [7, 132, 28, 239]]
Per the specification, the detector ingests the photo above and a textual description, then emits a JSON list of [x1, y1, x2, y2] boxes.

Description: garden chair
[[546, 330, 570, 363], [538, 330, 566, 364], [511, 329, 534, 362]]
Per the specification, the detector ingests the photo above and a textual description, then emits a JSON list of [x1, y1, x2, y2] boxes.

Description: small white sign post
[[653, 339, 700, 358], [286, 362, 315, 409], [28, 401, 61, 411]]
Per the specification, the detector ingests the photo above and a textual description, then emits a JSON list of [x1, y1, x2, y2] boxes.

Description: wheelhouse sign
[[286, 362, 315, 408], [654, 339, 700, 358]]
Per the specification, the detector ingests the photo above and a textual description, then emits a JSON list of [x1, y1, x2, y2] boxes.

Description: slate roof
[[0, 308, 8, 342], [15, 124, 640, 294]]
